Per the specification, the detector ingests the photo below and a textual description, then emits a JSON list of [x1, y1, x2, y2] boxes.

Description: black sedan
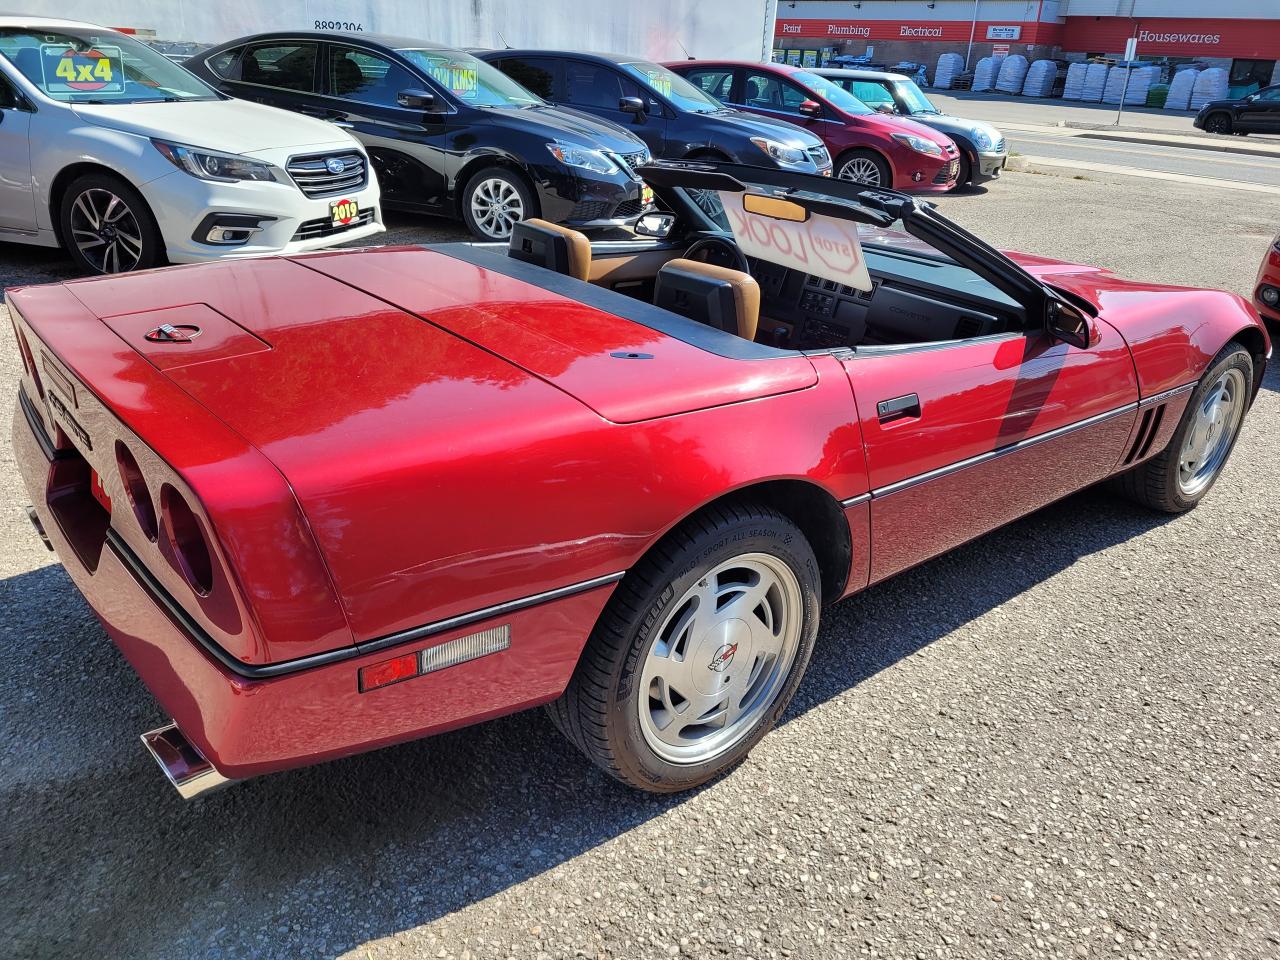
[[186, 33, 653, 240], [479, 50, 832, 176], [1194, 84, 1280, 136]]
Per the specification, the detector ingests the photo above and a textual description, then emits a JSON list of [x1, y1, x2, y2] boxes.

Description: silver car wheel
[[469, 176, 524, 240], [838, 157, 883, 185], [638, 552, 803, 765], [69, 187, 144, 274], [1178, 367, 1246, 497]]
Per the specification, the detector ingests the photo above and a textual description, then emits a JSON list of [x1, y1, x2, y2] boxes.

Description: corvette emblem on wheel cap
[[708, 642, 738, 672]]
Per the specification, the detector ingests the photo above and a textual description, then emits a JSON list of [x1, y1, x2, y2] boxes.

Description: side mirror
[[798, 99, 822, 117], [619, 96, 647, 115], [874, 104, 895, 114], [397, 89, 443, 112], [1046, 297, 1092, 349], [634, 212, 675, 239]]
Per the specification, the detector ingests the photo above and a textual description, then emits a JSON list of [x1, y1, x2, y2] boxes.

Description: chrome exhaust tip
[[140, 722, 233, 800], [26, 505, 52, 551]]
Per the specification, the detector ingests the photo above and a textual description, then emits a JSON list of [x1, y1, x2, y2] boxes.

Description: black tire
[[58, 172, 164, 275], [835, 149, 891, 187], [460, 165, 539, 242], [1204, 112, 1233, 135], [1112, 342, 1254, 513], [949, 152, 972, 192], [548, 501, 822, 793]]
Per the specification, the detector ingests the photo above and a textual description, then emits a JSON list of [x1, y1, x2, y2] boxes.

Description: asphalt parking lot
[[2, 166, 1277, 960]]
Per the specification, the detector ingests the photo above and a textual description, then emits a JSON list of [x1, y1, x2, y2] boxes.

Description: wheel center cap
[[692, 618, 751, 696]]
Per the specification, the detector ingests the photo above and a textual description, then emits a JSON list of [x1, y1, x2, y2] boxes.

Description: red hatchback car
[[11, 162, 1267, 799], [666, 60, 959, 191]]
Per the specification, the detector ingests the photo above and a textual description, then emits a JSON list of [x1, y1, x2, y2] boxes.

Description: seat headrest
[[507, 219, 591, 282], [654, 258, 759, 343]]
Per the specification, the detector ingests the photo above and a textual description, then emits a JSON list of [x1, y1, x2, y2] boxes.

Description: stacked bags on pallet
[[933, 52, 963, 89], [971, 56, 997, 92], [1021, 59, 1057, 98], [1164, 67, 1198, 110], [995, 55, 1028, 94], [1062, 62, 1089, 100], [1190, 68, 1228, 110]]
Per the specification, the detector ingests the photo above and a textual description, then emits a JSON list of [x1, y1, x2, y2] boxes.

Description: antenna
[[675, 38, 694, 61], [496, 30, 512, 50]]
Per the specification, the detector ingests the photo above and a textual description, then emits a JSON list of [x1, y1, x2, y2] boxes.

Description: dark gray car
[[816, 68, 1007, 189]]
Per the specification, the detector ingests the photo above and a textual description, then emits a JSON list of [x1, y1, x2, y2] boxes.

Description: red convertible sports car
[[10, 161, 1269, 798]]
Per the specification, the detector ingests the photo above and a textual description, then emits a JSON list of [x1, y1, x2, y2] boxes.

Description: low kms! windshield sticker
[[717, 191, 873, 292], [40, 44, 125, 95]]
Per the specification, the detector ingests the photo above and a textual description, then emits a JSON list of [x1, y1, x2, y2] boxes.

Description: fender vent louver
[[1124, 404, 1166, 465]]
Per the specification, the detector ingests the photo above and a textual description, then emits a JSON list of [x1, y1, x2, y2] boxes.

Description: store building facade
[[774, 1, 1280, 91]]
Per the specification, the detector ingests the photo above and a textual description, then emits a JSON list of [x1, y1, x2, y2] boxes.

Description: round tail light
[[115, 441, 157, 541], [161, 484, 213, 596]]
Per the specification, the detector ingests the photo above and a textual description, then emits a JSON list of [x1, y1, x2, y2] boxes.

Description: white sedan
[[0, 17, 384, 274]]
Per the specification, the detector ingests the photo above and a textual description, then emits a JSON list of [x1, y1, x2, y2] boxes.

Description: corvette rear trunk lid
[[296, 245, 818, 423]]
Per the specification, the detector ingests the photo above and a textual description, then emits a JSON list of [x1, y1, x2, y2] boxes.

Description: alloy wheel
[[838, 157, 884, 185], [69, 188, 144, 274], [638, 553, 803, 765], [1177, 367, 1246, 497], [469, 177, 524, 240]]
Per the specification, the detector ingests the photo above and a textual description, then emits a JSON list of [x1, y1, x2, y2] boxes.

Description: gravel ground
[[1, 168, 1277, 960]]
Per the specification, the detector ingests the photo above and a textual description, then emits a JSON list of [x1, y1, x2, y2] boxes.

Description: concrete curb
[[1069, 130, 1280, 160], [1003, 154, 1280, 195]]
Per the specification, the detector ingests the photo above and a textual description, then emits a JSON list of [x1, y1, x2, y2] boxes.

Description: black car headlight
[[152, 140, 283, 183]]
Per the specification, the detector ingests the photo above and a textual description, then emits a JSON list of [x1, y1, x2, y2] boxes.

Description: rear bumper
[[13, 393, 616, 780]]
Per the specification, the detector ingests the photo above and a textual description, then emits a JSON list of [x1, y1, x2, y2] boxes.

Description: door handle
[[876, 393, 921, 423]]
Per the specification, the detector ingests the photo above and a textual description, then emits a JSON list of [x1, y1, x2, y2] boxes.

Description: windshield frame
[[0, 26, 222, 104], [619, 60, 724, 114], [890, 77, 940, 114], [397, 47, 544, 108]]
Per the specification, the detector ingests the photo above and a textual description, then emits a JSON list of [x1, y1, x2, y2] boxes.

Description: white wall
[[779, 1, 1061, 22], [1057, 0, 1270, 16], [20, 0, 779, 60]]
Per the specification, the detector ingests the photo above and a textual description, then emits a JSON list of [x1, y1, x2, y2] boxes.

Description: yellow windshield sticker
[[40, 44, 124, 95]]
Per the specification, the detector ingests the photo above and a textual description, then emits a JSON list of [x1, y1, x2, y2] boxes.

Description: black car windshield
[[399, 49, 543, 107], [791, 71, 873, 115], [620, 61, 723, 113], [0, 27, 219, 102], [892, 78, 939, 113]]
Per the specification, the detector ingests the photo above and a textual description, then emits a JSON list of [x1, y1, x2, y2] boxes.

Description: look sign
[[717, 191, 872, 293]]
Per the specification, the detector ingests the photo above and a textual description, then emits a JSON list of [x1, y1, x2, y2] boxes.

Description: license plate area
[[330, 198, 359, 227]]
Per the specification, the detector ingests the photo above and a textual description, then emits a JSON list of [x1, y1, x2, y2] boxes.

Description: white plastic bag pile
[[971, 56, 997, 92], [1164, 67, 1199, 110], [995, 55, 1028, 94], [933, 52, 963, 89], [1103, 65, 1160, 104], [1079, 63, 1109, 102], [1062, 62, 1089, 100], [1021, 59, 1057, 97], [1190, 68, 1228, 110]]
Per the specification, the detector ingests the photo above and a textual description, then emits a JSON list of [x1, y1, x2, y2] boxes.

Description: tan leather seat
[[654, 258, 760, 342], [507, 218, 592, 283]]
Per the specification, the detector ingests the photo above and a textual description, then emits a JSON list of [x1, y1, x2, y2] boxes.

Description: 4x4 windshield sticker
[[40, 44, 124, 95]]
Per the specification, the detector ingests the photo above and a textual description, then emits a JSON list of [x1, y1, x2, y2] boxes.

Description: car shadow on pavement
[[0, 478, 1189, 960], [0, 242, 80, 290]]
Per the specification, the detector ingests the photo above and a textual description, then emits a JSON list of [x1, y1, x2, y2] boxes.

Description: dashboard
[[749, 250, 1024, 351]]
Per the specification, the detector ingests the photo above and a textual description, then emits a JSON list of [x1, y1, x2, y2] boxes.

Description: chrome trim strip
[[840, 492, 871, 508], [106, 526, 623, 679], [356, 571, 627, 656], [1139, 382, 1196, 407], [872, 402, 1138, 500]]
